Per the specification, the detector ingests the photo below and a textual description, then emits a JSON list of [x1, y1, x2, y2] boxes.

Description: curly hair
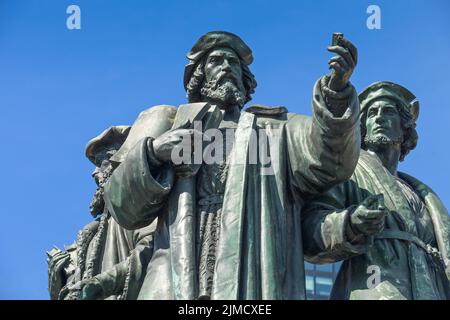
[[186, 56, 257, 107], [360, 100, 418, 162]]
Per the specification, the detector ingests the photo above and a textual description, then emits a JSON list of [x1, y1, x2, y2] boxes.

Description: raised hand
[[327, 34, 358, 92]]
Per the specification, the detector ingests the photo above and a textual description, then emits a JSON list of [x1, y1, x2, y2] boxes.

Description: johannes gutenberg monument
[[47, 31, 450, 300]]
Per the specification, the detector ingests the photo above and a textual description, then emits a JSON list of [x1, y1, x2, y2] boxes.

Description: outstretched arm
[[302, 184, 386, 264], [286, 35, 360, 199]]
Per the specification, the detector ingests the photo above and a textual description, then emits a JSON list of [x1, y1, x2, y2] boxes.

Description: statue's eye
[[385, 108, 396, 115], [209, 56, 221, 63]]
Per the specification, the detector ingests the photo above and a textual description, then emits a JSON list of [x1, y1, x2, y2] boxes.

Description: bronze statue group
[[48, 31, 450, 300]]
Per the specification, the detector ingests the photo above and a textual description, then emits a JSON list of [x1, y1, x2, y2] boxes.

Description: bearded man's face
[[364, 98, 404, 150], [201, 47, 246, 109], [89, 159, 113, 217]]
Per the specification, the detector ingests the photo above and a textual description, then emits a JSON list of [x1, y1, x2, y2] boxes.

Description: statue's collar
[[244, 104, 288, 116]]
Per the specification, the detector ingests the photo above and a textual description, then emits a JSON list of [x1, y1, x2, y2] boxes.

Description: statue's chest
[[197, 127, 236, 197]]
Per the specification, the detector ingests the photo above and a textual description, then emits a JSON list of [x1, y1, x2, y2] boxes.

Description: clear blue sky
[[0, 0, 449, 299]]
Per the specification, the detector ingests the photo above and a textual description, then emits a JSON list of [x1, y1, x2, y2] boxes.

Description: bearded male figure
[[302, 81, 450, 300], [48, 126, 156, 300], [104, 31, 361, 299]]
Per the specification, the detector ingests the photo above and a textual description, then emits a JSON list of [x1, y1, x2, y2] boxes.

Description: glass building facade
[[305, 262, 342, 300]]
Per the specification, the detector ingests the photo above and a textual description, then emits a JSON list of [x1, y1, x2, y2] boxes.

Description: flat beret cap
[[359, 81, 419, 122], [184, 31, 253, 90], [85, 125, 131, 167]]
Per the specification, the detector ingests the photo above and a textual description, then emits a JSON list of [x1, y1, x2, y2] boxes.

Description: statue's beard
[[89, 187, 105, 217], [89, 165, 113, 217], [364, 134, 403, 150], [200, 77, 246, 109]]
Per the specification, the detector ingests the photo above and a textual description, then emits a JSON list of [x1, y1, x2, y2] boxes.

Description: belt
[[376, 229, 442, 260]]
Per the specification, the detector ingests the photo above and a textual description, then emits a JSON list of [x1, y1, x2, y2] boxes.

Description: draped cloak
[[58, 208, 155, 300], [82, 212, 156, 299], [302, 150, 450, 300], [104, 78, 361, 299]]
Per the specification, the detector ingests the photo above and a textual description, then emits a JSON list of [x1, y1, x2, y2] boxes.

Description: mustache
[[214, 72, 239, 87]]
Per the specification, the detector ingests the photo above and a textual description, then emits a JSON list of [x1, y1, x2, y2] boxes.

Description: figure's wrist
[[321, 75, 352, 96], [320, 75, 353, 117], [146, 137, 164, 167]]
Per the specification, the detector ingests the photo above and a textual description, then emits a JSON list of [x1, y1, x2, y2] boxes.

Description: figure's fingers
[[54, 259, 68, 272], [50, 253, 68, 268], [376, 194, 386, 211], [366, 221, 385, 234], [49, 252, 65, 263], [364, 209, 387, 220], [327, 46, 355, 68], [361, 194, 378, 208], [329, 61, 345, 74], [329, 56, 349, 70], [339, 37, 358, 65], [369, 218, 385, 228]]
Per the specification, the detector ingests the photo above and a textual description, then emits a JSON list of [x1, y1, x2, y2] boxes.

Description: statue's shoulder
[[397, 171, 432, 195], [111, 105, 177, 164], [245, 104, 288, 118], [136, 104, 178, 119], [284, 111, 313, 126]]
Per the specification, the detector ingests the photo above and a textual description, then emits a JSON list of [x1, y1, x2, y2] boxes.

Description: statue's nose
[[92, 167, 100, 178], [222, 60, 232, 72], [374, 114, 385, 125]]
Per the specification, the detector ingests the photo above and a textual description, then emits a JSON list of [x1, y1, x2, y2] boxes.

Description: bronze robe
[[104, 78, 360, 299], [60, 212, 155, 300], [303, 150, 450, 300], [84, 212, 156, 299]]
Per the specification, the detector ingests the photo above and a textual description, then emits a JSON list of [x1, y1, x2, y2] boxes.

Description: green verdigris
[[302, 81, 450, 300], [103, 31, 361, 299]]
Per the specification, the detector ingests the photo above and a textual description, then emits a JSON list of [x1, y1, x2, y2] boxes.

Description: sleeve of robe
[[285, 76, 361, 200], [104, 137, 174, 230], [301, 182, 369, 264], [90, 222, 156, 300]]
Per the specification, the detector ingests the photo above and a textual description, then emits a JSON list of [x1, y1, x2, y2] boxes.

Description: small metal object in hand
[[332, 32, 344, 46]]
